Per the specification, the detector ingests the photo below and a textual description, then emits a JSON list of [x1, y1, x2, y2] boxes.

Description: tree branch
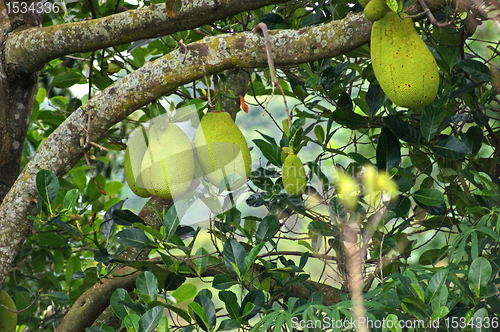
[[4, 0, 289, 74]]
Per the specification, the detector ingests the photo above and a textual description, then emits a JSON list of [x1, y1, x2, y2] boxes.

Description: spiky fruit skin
[[124, 126, 152, 198], [371, 12, 439, 109], [282, 154, 307, 196], [141, 123, 194, 200], [194, 112, 251, 189], [364, 0, 390, 21], [0, 290, 17, 332]]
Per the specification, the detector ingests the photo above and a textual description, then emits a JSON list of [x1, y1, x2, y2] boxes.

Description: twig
[[417, 0, 452, 27], [83, 152, 106, 195]]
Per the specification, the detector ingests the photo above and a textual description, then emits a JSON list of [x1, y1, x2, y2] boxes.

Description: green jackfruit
[[364, 0, 390, 21], [141, 123, 195, 200], [371, 12, 439, 109], [282, 154, 307, 196], [359, 0, 371, 8], [0, 290, 17, 332], [124, 125, 151, 198], [194, 112, 252, 189]]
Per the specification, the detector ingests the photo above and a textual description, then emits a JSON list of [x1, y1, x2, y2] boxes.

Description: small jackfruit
[[364, 0, 390, 21], [141, 123, 195, 200], [371, 12, 439, 109], [124, 126, 152, 198], [282, 154, 307, 196], [194, 112, 252, 190], [0, 290, 17, 332]]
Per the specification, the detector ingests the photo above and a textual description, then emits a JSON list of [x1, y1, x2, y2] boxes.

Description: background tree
[[0, 0, 499, 331]]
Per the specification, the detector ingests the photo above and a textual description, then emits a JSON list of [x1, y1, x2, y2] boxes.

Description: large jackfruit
[[371, 12, 439, 109], [194, 112, 252, 190]]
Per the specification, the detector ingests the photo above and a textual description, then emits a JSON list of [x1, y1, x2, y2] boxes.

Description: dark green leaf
[[36, 169, 59, 205], [377, 126, 401, 170], [212, 274, 238, 290], [413, 189, 446, 206], [164, 200, 188, 242], [194, 295, 216, 331], [329, 109, 369, 129], [111, 288, 133, 320], [468, 257, 492, 296], [52, 217, 83, 239], [241, 290, 265, 319], [112, 209, 145, 226], [219, 291, 240, 319], [455, 59, 491, 82], [432, 136, 470, 160], [138, 306, 163, 332], [366, 83, 386, 117], [382, 115, 422, 144], [308, 220, 336, 236], [329, 197, 347, 224], [52, 70, 85, 88], [137, 271, 158, 302], [255, 215, 280, 244], [464, 126, 483, 156], [253, 139, 282, 166], [421, 104, 445, 141], [218, 319, 241, 331], [223, 239, 246, 277], [115, 228, 157, 249], [425, 269, 448, 304], [62, 189, 79, 210]]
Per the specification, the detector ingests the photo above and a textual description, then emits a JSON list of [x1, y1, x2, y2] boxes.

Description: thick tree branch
[[4, 0, 288, 74], [0, 0, 450, 291]]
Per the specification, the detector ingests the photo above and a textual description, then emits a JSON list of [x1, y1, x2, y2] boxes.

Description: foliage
[[2, 0, 500, 331]]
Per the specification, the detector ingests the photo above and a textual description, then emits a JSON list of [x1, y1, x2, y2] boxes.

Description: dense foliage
[[1, 0, 500, 331]]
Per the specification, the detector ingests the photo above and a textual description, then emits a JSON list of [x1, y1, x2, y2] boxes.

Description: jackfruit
[[194, 112, 252, 190], [0, 290, 17, 332], [371, 12, 439, 108], [364, 0, 390, 21], [282, 154, 307, 196], [141, 123, 195, 200], [124, 125, 151, 198], [359, 0, 371, 8]]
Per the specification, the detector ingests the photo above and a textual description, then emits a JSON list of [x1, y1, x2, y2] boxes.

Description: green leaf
[[124, 314, 140, 331], [472, 308, 490, 332], [218, 319, 241, 331], [62, 189, 79, 210], [330, 109, 369, 129], [421, 104, 445, 141], [189, 302, 210, 332], [425, 269, 448, 304], [255, 215, 280, 244], [464, 126, 483, 156], [377, 126, 401, 170], [223, 239, 246, 277], [329, 197, 347, 224], [164, 200, 188, 242], [171, 283, 197, 303], [455, 59, 491, 82], [366, 83, 386, 117], [194, 294, 216, 331], [413, 188, 445, 206], [44, 291, 70, 302], [105, 181, 124, 196], [52, 70, 86, 88], [115, 228, 157, 249], [138, 306, 164, 332], [382, 115, 422, 144], [308, 220, 336, 236], [137, 271, 158, 302], [432, 136, 470, 160], [194, 247, 209, 276], [219, 291, 240, 319], [468, 257, 492, 296], [431, 306, 450, 321], [244, 242, 265, 274], [385, 0, 398, 12], [212, 274, 238, 290], [112, 209, 145, 226], [52, 217, 83, 239], [36, 169, 59, 206], [253, 139, 282, 166], [111, 288, 133, 320]]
